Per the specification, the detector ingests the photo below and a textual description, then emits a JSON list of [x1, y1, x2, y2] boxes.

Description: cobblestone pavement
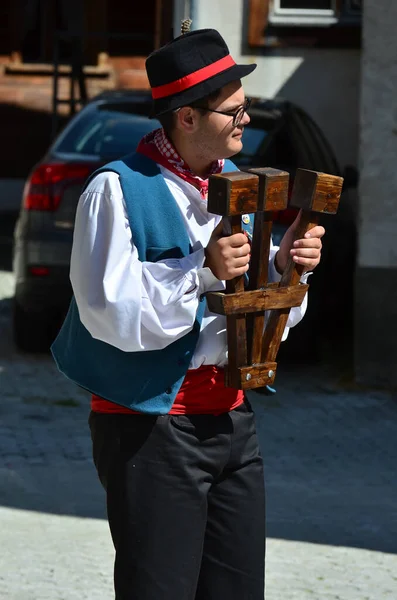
[[1, 267, 397, 600]]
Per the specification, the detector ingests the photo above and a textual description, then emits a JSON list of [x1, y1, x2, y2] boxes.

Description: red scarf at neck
[[137, 128, 224, 199]]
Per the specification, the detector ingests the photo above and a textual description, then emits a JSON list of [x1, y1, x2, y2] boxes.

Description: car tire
[[13, 300, 58, 353]]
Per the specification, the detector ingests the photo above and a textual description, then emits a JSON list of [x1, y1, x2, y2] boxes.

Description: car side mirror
[[342, 165, 359, 189]]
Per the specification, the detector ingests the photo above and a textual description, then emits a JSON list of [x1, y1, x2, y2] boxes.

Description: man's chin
[[223, 140, 243, 158]]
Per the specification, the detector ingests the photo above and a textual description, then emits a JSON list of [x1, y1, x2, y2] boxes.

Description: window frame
[[270, 0, 339, 27], [248, 0, 361, 48]]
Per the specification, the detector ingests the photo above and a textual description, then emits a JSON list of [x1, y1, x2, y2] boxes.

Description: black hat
[[146, 28, 257, 117]]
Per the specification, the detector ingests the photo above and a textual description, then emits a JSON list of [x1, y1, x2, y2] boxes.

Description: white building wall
[[354, 0, 397, 387], [193, 0, 361, 169], [358, 1, 397, 269]]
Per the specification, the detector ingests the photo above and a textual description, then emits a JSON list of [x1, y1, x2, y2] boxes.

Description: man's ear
[[175, 106, 199, 133]]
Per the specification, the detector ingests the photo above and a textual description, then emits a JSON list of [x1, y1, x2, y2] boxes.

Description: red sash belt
[[91, 365, 244, 415]]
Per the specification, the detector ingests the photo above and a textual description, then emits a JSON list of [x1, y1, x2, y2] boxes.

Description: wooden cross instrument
[[206, 167, 344, 390]]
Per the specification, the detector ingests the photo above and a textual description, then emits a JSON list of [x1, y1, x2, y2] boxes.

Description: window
[[55, 104, 161, 158], [269, 0, 361, 25], [270, 1, 339, 26], [235, 128, 269, 166], [248, 0, 362, 48]]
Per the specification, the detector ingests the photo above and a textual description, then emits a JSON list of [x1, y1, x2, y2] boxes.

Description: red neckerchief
[[137, 128, 224, 199]]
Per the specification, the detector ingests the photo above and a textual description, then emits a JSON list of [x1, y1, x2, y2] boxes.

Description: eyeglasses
[[196, 98, 252, 127]]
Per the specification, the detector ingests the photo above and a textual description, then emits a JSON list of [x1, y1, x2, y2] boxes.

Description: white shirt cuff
[[177, 248, 223, 296]]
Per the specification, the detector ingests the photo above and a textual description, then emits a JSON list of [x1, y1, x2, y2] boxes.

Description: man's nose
[[242, 111, 250, 126]]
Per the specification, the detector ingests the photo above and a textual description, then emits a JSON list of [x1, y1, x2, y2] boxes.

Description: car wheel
[[13, 301, 58, 353]]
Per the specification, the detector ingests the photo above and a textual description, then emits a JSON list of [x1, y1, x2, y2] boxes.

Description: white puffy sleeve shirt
[[70, 166, 310, 368]]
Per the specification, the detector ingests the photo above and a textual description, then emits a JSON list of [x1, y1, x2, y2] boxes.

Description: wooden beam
[[248, 0, 270, 47], [237, 362, 277, 390], [207, 284, 309, 316]]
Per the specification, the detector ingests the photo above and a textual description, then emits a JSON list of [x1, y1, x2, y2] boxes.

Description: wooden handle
[[260, 210, 320, 363], [225, 215, 245, 294], [224, 214, 247, 385], [246, 168, 290, 365], [248, 211, 272, 364]]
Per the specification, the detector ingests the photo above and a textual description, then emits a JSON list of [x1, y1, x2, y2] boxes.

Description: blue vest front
[[51, 152, 239, 414]]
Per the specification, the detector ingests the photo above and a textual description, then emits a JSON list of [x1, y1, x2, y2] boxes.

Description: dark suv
[[13, 89, 357, 354]]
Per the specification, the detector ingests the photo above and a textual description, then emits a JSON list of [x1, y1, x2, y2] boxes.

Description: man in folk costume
[[52, 24, 324, 600]]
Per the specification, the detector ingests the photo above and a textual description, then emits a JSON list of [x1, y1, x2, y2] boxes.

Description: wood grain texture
[[248, 211, 272, 293], [208, 172, 259, 216], [246, 168, 289, 363], [289, 169, 344, 214], [226, 362, 277, 390], [207, 284, 309, 315], [207, 166, 344, 390], [247, 211, 272, 363], [248, 167, 289, 211], [225, 215, 247, 388], [260, 210, 319, 363]]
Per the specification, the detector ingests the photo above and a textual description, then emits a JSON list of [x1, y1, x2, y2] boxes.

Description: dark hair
[[156, 88, 223, 136]]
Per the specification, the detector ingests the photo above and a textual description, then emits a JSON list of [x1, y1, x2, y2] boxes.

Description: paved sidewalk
[[1, 268, 397, 599]]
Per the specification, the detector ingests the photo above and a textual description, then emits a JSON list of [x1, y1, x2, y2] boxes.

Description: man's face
[[192, 80, 250, 161]]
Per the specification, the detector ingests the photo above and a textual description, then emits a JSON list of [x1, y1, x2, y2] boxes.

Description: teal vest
[[51, 153, 239, 414]]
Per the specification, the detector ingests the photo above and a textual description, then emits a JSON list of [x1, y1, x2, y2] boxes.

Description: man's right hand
[[204, 220, 251, 281]]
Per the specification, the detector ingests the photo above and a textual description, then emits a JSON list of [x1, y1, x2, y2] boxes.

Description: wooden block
[[289, 169, 343, 214], [208, 172, 259, 216], [248, 167, 290, 211], [207, 284, 309, 316], [225, 362, 277, 390]]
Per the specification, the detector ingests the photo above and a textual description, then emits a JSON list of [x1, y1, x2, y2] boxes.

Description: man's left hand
[[275, 211, 325, 275]]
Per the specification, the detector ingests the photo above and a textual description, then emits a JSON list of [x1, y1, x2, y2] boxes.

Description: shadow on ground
[[1, 325, 396, 557], [251, 369, 397, 555]]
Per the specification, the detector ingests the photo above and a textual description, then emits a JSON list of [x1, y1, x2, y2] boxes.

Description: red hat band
[[151, 54, 236, 100]]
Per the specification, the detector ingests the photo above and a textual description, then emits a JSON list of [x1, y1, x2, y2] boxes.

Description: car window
[[234, 128, 269, 167], [294, 106, 341, 175], [247, 120, 299, 173], [55, 107, 161, 158], [279, 106, 340, 175]]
